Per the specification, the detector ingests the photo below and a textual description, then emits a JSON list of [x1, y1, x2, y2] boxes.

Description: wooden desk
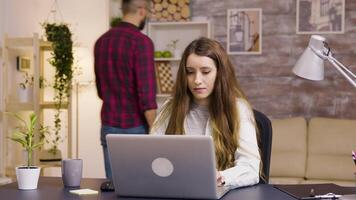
[[0, 177, 297, 200], [274, 183, 356, 199]]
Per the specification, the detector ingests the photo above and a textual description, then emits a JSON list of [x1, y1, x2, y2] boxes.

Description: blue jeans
[[100, 125, 148, 180]]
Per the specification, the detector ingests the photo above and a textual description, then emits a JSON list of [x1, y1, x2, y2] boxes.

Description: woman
[[150, 37, 260, 189]]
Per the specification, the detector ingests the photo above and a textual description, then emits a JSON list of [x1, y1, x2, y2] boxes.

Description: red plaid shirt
[[94, 22, 157, 128]]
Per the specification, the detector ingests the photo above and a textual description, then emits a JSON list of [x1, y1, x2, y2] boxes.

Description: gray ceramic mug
[[61, 159, 83, 187]]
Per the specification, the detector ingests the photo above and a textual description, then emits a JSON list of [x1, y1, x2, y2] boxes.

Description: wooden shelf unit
[[0, 33, 73, 178], [147, 21, 211, 106]]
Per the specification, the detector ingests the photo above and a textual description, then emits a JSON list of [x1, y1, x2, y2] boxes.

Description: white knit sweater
[[151, 98, 260, 189]]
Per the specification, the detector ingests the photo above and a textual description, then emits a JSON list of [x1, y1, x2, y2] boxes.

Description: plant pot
[[174, 49, 181, 59], [15, 166, 41, 190], [17, 87, 33, 103]]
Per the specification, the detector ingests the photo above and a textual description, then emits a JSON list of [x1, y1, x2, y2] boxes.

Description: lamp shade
[[293, 35, 326, 81]]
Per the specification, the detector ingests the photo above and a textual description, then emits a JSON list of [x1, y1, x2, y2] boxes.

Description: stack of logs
[[150, 0, 190, 22]]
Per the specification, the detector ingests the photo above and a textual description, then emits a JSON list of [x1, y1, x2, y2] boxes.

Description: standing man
[[94, 0, 156, 190]]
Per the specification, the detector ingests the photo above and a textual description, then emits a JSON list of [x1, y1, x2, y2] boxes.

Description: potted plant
[[17, 73, 34, 103], [17, 73, 49, 103], [42, 23, 74, 157], [166, 39, 180, 58], [7, 112, 48, 190]]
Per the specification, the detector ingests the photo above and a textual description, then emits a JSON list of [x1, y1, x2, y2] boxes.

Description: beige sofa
[[269, 117, 356, 186]]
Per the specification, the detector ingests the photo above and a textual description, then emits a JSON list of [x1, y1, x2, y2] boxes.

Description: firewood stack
[[150, 0, 190, 22]]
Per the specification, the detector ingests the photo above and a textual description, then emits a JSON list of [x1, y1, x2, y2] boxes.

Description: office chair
[[253, 109, 273, 184]]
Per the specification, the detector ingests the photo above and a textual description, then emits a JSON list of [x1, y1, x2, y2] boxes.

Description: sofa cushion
[[306, 117, 356, 182], [270, 117, 307, 178]]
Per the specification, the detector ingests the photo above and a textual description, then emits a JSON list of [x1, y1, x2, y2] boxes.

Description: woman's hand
[[216, 171, 225, 187]]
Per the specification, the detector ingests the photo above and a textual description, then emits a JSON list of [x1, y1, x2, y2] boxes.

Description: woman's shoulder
[[236, 98, 251, 110], [236, 98, 254, 120]]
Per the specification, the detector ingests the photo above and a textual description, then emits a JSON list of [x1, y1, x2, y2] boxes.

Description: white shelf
[[5, 101, 69, 112], [6, 102, 34, 111], [5, 37, 51, 50], [148, 21, 211, 52], [156, 94, 172, 98], [148, 21, 211, 26], [6, 37, 33, 48], [154, 58, 180, 61], [40, 101, 69, 109]]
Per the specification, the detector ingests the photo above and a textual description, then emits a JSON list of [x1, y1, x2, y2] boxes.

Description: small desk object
[[274, 183, 356, 200]]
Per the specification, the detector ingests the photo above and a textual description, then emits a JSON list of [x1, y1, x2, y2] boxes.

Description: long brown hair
[[155, 37, 250, 170]]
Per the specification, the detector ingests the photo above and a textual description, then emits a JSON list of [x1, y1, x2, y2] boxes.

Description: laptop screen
[[107, 134, 221, 199]]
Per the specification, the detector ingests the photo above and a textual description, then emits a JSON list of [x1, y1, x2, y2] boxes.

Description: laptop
[[106, 134, 231, 199]]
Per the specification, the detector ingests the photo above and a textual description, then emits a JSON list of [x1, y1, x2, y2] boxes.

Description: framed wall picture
[[16, 56, 31, 71], [296, 0, 345, 34], [227, 8, 262, 55]]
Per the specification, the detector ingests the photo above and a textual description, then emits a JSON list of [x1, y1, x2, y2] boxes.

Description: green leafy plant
[[19, 73, 34, 89], [19, 73, 49, 89], [43, 23, 74, 154], [166, 39, 179, 51], [110, 16, 122, 28], [8, 113, 49, 167]]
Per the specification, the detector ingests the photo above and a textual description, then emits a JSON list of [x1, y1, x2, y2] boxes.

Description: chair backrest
[[253, 109, 273, 184]]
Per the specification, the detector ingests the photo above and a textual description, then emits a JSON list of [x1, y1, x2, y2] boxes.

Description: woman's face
[[186, 53, 217, 106]]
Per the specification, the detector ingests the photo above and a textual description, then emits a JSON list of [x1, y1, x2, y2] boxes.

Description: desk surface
[[0, 177, 296, 200]]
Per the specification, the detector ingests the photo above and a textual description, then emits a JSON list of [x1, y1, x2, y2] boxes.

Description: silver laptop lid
[[106, 134, 219, 199]]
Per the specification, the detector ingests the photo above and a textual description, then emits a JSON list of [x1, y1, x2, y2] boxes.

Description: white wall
[[2, 0, 109, 178]]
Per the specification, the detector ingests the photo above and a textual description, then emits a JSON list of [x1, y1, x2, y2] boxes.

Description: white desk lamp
[[293, 35, 356, 88]]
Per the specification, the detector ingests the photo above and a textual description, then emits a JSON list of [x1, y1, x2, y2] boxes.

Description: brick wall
[[191, 0, 356, 119]]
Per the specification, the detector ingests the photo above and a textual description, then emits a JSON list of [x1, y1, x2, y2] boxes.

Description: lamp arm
[[326, 56, 356, 88], [329, 56, 356, 79], [309, 44, 356, 87]]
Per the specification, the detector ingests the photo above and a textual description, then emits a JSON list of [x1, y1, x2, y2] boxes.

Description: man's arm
[[134, 37, 158, 126], [94, 39, 102, 99], [144, 109, 156, 129]]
